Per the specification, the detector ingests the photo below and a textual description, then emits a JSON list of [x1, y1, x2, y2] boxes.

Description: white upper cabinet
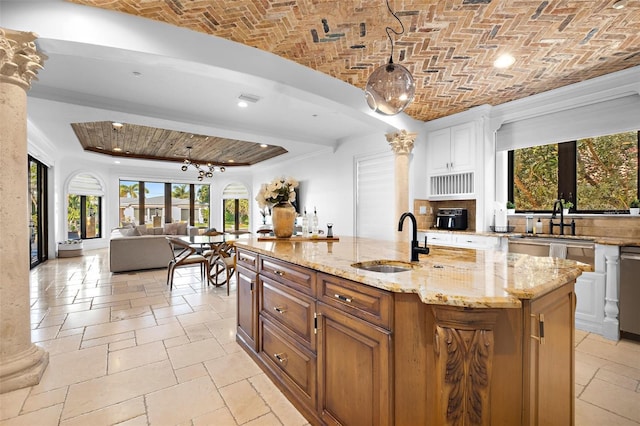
[[427, 122, 476, 174], [426, 121, 477, 199]]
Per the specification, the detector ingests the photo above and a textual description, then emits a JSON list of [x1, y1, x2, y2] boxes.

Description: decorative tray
[[257, 236, 340, 242], [490, 226, 515, 233]]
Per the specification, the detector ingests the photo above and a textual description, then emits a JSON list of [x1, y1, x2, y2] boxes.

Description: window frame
[[119, 180, 210, 227], [68, 194, 102, 240], [508, 130, 639, 213]]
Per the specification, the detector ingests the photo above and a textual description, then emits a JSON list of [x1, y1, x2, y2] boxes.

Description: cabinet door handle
[[274, 353, 287, 363], [273, 306, 286, 314], [273, 270, 285, 276], [334, 293, 352, 303], [530, 313, 545, 345]]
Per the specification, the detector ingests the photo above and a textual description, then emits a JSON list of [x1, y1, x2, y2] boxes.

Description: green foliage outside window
[[224, 199, 250, 231], [513, 144, 558, 210], [512, 131, 638, 212], [577, 132, 638, 210]]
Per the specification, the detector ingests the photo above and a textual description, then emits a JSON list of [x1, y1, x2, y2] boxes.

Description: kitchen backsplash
[[413, 199, 639, 238], [506, 214, 640, 239], [414, 199, 477, 231]]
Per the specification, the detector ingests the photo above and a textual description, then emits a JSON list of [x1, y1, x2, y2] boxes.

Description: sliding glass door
[[28, 156, 48, 268]]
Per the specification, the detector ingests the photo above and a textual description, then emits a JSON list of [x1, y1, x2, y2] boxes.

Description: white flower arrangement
[[255, 176, 298, 209]]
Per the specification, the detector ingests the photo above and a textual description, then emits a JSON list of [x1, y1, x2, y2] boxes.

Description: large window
[[222, 183, 249, 232], [194, 184, 210, 228], [509, 131, 639, 212], [67, 174, 103, 240], [119, 180, 210, 227]]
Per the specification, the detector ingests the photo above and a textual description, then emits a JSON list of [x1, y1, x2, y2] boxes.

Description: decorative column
[[603, 251, 620, 341], [386, 130, 417, 242], [432, 306, 499, 426], [0, 28, 49, 393]]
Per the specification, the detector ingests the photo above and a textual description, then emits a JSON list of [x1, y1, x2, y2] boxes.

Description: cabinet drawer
[[259, 317, 317, 410], [261, 276, 316, 350], [317, 273, 392, 330], [236, 248, 258, 271], [454, 234, 499, 249], [260, 256, 316, 296]]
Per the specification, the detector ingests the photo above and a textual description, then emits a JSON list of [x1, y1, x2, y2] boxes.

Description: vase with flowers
[[256, 176, 299, 238]]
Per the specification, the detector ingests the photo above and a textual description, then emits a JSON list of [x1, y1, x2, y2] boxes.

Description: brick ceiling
[[67, 0, 640, 123]]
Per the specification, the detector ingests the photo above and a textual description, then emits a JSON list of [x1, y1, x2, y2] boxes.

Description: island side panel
[[393, 293, 523, 426]]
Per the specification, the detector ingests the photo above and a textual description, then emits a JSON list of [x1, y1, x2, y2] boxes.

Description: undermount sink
[[351, 260, 421, 273]]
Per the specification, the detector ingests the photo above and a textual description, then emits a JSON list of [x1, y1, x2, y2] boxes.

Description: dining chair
[[165, 236, 210, 290], [204, 242, 236, 295]]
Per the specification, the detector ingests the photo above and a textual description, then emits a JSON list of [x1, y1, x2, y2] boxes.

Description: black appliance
[[435, 208, 468, 230]]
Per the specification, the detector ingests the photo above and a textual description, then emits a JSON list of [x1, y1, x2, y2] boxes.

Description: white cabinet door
[[450, 122, 475, 172], [427, 122, 476, 175], [426, 128, 451, 174]]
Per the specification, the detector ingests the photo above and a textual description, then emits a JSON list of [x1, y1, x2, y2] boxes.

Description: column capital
[[0, 28, 47, 90], [386, 129, 417, 155]]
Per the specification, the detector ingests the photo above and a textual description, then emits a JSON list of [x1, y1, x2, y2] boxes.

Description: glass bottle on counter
[[311, 207, 319, 236], [301, 208, 309, 236]]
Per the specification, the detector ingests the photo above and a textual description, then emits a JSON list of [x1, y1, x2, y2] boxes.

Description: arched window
[[67, 173, 103, 240], [222, 182, 249, 232]]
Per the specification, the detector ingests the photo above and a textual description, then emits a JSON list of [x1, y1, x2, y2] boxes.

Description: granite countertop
[[235, 236, 591, 309], [419, 228, 640, 246]]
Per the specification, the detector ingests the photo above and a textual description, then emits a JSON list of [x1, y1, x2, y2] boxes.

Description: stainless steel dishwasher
[[620, 246, 640, 338]]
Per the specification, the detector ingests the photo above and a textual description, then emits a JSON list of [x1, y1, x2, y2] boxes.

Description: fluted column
[[386, 130, 417, 242], [0, 27, 48, 393]]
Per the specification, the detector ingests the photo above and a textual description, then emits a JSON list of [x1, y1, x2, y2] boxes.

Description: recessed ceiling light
[[114, 160, 121, 164], [238, 101, 248, 108], [112, 122, 123, 129], [113, 147, 122, 152], [493, 53, 516, 69], [260, 144, 268, 148], [613, 0, 627, 9], [228, 159, 235, 163]]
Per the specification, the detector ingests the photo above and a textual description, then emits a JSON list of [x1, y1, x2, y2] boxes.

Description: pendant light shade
[[365, 0, 415, 115], [365, 62, 415, 115]]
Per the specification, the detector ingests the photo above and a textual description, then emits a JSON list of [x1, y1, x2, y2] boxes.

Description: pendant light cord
[[384, 0, 406, 65]]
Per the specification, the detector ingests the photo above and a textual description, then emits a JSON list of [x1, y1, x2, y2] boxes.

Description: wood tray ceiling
[[71, 121, 287, 167], [68, 0, 640, 123]]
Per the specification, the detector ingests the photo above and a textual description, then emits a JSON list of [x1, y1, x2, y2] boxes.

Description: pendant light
[[365, 0, 416, 115]]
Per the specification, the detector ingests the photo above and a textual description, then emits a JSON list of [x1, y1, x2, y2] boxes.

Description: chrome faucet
[[549, 199, 576, 236], [398, 212, 430, 262]]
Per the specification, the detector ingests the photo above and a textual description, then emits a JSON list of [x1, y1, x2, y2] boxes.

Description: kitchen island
[[234, 236, 589, 426]]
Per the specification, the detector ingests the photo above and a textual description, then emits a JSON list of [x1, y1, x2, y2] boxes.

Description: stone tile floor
[[0, 248, 638, 425]]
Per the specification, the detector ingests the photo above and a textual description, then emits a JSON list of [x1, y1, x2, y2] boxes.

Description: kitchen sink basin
[[351, 260, 421, 273]]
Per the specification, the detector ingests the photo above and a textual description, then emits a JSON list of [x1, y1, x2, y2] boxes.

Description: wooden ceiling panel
[[71, 121, 288, 166]]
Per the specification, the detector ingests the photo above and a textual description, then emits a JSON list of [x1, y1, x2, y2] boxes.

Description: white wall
[[251, 131, 394, 238]]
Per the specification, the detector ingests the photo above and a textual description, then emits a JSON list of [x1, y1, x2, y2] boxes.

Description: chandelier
[[181, 146, 225, 181], [364, 0, 415, 115]]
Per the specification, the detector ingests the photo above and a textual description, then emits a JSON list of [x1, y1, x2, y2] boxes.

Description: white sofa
[[109, 224, 198, 273]]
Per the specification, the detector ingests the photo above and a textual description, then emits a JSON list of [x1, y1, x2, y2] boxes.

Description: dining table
[[179, 233, 249, 287]]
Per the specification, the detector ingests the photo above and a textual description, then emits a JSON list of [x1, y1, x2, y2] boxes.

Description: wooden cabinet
[[524, 284, 576, 426], [236, 246, 260, 351], [236, 247, 576, 426], [316, 301, 392, 426], [427, 122, 475, 175]]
